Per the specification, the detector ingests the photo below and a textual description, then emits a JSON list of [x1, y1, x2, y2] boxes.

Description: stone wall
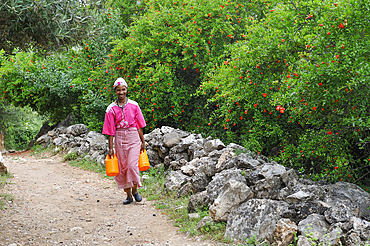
[[36, 124, 370, 245], [143, 126, 370, 246]]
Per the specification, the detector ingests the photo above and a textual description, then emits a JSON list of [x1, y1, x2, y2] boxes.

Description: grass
[[26, 145, 370, 246], [139, 167, 232, 244], [0, 172, 14, 210]]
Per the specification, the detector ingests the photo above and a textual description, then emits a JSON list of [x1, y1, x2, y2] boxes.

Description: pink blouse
[[102, 99, 146, 136]]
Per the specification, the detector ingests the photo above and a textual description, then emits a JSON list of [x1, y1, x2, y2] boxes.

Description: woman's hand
[[140, 141, 145, 153], [108, 149, 115, 158]]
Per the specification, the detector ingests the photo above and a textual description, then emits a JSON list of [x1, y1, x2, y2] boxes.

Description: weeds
[[139, 167, 231, 244], [0, 172, 13, 210]]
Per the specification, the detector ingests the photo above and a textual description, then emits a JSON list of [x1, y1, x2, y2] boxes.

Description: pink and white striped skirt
[[114, 127, 142, 189]]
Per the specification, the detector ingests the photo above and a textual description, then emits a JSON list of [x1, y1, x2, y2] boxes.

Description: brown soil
[[0, 151, 219, 246]]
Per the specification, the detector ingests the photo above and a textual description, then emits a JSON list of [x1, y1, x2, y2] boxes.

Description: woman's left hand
[[140, 141, 146, 153]]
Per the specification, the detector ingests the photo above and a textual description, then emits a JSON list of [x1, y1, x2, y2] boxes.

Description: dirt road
[[0, 151, 218, 246]]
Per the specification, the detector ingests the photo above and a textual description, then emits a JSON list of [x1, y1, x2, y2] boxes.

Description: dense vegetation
[[0, 0, 369, 187]]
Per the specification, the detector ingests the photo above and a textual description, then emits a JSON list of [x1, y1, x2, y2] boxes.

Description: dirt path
[[0, 151, 218, 246]]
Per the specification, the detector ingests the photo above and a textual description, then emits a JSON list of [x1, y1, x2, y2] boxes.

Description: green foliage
[[0, 0, 104, 53], [0, 103, 45, 150], [200, 0, 370, 185], [107, 0, 263, 132], [0, 0, 369, 186], [63, 152, 79, 161]]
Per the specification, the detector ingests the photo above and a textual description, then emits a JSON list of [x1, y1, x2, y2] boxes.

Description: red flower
[[318, 82, 322, 87], [327, 131, 332, 135], [327, 32, 331, 35], [313, 107, 317, 111], [335, 166, 338, 170], [240, 116, 243, 120], [226, 118, 230, 122], [339, 23, 344, 29], [263, 93, 267, 97], [319, 24, 323, 27], [254, 104, 258, 107]]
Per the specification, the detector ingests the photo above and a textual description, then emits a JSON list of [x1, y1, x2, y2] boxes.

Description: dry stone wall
[[35, 124, 370, 245]]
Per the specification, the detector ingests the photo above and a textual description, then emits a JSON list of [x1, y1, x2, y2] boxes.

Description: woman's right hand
[[108, 149, 114, 158]]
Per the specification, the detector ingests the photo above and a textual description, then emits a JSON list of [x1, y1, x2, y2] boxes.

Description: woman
[[102, 77, 146, 205]]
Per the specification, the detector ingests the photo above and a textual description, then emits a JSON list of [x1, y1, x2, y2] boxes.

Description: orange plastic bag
[[138, 149, 150, 171], [105, 154, 119, 176]]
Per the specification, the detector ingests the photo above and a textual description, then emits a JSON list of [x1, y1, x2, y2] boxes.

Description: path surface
[[0, 151, 218, 246]]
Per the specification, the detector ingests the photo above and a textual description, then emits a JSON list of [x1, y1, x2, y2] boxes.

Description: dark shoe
[[123, 196, 133, 205], [133, 192, 142, 202]]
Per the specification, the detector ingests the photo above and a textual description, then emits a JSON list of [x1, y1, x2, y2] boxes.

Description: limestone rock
[[0, 152, 7, 174], [196, 216, 214, 230], [176, 182, 192, 198], [259, 163, 286, 179], [235, 153, 260, 169], [253, 176, 282, 200], [188, 191, 208, 213], [169, 159, 188, 171], [206, 169, 246, 206], [320, 226, 344, 246], [297, 214, 330, 240], [215, 150, 236, 172], [345, 230, 364, 246], [87, 131, 107, 151], [163, 132, 181, 148], [281, 169, 299, 188], [324, 203, 360, 224], [349, 216, 370, 241], [225, 199, 290, 242], [285, 191, 312, 204], [146, 148, 161, 166], [209, 180, 252, 222], [163, 171, 188, 192], [188, 213, 200, 220], [283, 201, 329, 223], [323, 182, 370, 221], [190, 169, 210, 193], [273, 218, 298, 246], [188, 143, 206, 160], [180, 134, 197, 149], [204, 139, 226, 153], [65, 124, 89, 136], [181, 163, 196, 176], [296, 235, 311, 246]]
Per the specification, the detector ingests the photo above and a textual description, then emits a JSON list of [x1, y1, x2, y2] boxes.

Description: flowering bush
[[201, 0, 370, 184], [0, 0, 369, 187]]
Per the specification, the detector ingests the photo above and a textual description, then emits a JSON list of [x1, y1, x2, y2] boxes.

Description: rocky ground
[[0, 151, 218, 246]]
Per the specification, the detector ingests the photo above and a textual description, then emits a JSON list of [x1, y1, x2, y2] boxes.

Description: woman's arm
[[138, 128, 145, 153], [108, 135, 114, 158]]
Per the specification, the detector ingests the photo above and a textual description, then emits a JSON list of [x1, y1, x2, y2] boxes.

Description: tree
[[0, 0, 103, 53]]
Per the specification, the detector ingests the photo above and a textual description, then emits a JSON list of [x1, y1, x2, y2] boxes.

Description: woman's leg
[[131, 184, 138, 195], [124, 187, 132, 198]]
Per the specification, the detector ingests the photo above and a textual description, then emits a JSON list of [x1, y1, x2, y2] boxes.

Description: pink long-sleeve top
[[102, 99, 146, 136]]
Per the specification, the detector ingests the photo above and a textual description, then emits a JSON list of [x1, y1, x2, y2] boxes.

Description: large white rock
[[209, 179, 252, 222]]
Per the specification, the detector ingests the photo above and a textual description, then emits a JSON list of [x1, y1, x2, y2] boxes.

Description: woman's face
[[115, 85, 127, 100]]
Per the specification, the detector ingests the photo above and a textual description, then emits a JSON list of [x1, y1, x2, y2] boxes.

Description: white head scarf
[[113, 77, 128, 89]]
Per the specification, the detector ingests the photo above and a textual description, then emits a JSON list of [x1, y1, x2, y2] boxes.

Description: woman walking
[[102, 78, 146, 205]]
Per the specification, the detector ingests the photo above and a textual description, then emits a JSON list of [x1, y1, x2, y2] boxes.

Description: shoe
[[123, 196, 133, 205], [133, 192, 142, 202]]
